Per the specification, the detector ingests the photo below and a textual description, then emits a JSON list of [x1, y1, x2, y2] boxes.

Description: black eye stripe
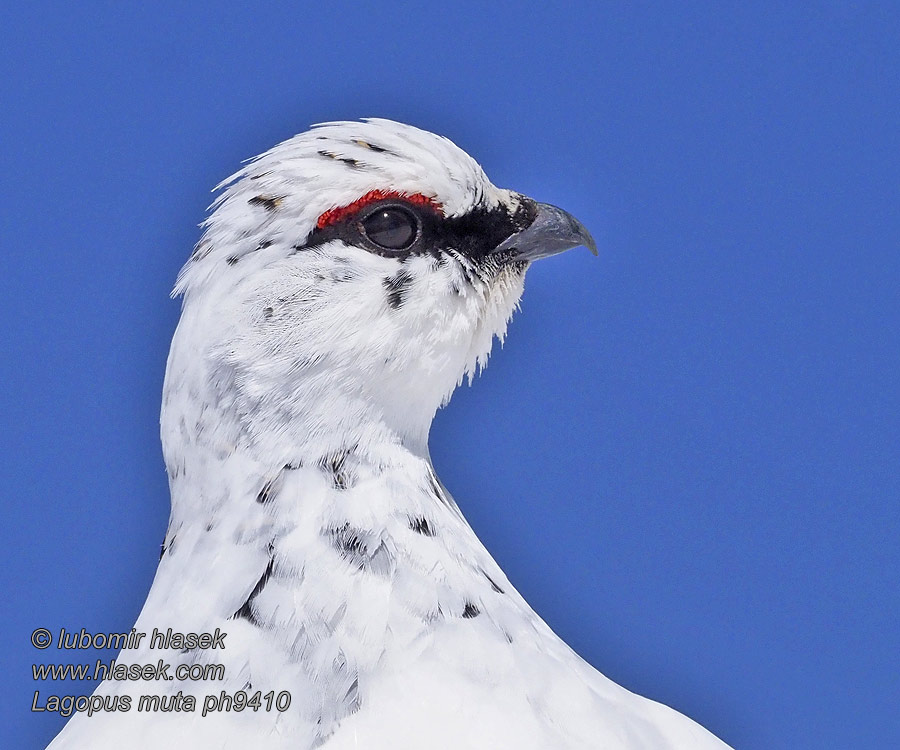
[[294, 197, 537, 262]]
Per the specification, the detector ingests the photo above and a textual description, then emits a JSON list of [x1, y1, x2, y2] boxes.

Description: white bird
[[48, 119, 731, 749]]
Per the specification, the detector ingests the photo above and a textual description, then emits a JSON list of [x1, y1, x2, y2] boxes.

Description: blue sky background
[[2, 2, 898, 748]]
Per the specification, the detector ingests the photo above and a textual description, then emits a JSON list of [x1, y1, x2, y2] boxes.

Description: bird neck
[[149, 307, 518, 670], [153, 377, 506, 629], [161, 423, 453, 554]]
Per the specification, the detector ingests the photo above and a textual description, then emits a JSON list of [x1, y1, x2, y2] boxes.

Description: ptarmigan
[[48, 119, 732, 749]]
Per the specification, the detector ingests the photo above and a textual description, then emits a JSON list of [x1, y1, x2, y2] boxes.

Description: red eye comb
[[316, 190, 441, 229]]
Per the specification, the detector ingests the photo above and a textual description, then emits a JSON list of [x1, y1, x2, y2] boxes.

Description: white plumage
[[48, 119, 731, 749]]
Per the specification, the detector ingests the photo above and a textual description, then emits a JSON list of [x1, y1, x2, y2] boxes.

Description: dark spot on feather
[[409, 516, 435, 537], [454, 259, 478, 287], [426, 469, 454, 510], [321, 450, 352, 489], [190, 241, 212, 261], [257, 239, 274, 250], [352, 139, 389, 154], [318, 149, 362, 168], [383, 270, 413, 309], [481, 569, 505, 594], [256, 480, 275, 504], [462, 602, 481, 619], [329, 523, 365, 558], [232, 556, 275, 626], [331, 467, 347, 490], [331, 268, 355, 283], [226, 255, 240, 265], [328, 523, 392, 575], [263, 306, 274, 320], [159, 533, 177, 560], [248, 195, 282, 211]]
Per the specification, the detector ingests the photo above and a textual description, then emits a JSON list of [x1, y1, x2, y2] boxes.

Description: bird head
[[167, 119, 595, 457]]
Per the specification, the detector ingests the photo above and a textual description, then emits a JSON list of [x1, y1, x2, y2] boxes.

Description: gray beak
[[492, 201, 597, 261]]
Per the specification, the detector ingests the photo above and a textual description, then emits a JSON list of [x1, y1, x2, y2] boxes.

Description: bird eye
[[361, 207, 418, 250]]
